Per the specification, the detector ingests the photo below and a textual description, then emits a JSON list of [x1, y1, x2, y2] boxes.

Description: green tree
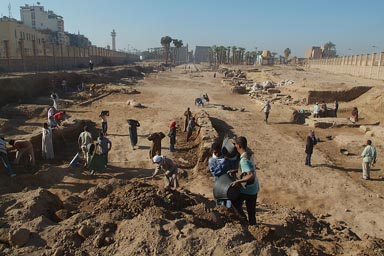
[[172, 39, 183, 64], [323, 41, 336, 58], [219, 46, 226, 64], [239, 47, 246, 64], [227, 46, 231, 64], [208, 47, 214, 64], [161, 36, 173, 64], [211, 45, 217, 64], [245, 51, 250, 65], [284, 48, 291, 59], [231, 46, 237, 64]]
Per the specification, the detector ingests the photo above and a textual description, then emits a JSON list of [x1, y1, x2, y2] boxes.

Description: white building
[[20, 4, 66, 44]]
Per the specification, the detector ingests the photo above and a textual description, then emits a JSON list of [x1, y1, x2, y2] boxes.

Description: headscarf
[[170, 120, 176, 129], [308, 130, 315, 137], [153, 155, 163, 163]]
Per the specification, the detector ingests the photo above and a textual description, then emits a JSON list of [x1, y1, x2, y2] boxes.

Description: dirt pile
[[1, 188, 63, 222], [0, 178, 383, 255], [0, 104, 48, 119]]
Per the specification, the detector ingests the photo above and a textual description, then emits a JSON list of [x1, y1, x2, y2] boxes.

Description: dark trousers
[[101, 153, 108, 165], [264, 112, 269, 122], [186, 130, 192, 142], [305, 153, 312, 166], [102, 122, 107, 135], [129, 127, 138, 146], [232, 193, 257, 225], [0, 152, 15, 176]]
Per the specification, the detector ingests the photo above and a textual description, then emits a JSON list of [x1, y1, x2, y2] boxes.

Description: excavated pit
[[0, 67, 383, 255], [306, 86, 372, 104], [0, 65, 154, 107]]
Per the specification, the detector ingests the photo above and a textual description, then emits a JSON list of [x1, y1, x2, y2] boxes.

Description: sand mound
[[0, 178, 382, 255], [2, 188, 63, 222]]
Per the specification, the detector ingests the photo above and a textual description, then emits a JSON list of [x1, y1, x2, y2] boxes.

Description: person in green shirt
[[361, 140, 377, 180], [230, 136, 260, 225]]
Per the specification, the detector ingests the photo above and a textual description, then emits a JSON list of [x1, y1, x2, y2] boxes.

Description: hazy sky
[[3, 0, 384, 57]]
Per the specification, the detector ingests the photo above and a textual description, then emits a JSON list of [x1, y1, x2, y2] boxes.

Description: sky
[[2, 0, 384, 57]]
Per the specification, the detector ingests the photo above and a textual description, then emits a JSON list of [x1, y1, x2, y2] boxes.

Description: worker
[[0, 137, 16, 177], [127, 119, 140, 149], [78, 126, 93, 166], [152, 155, 178, 189], [183, 108, 192, 132], [148, 132, 165, 159], [8, 139, 35, 166], [168, 121, 177, 152]]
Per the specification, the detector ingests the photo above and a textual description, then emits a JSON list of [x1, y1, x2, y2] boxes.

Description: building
[[20, 4, 66, 44], [194, 46, 211, 63], [172, 45, 189, 64], [66, 32, 91, 48], [305, 46, 322, 59], [255, 50, 274, 65], [0, 17, 50, 58]]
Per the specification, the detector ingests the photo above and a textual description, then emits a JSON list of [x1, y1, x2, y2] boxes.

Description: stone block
[[267, 89, 281, 94], [359, 125, 370, 133]]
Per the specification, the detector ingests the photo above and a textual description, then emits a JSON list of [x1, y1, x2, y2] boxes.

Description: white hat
[[153, 155, 163, 163]]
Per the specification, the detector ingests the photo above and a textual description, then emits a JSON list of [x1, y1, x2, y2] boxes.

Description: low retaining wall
[[194, 111, 218, 173]]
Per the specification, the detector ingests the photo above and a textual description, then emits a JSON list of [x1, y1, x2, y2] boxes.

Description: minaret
[[111, 29, 116, 51]]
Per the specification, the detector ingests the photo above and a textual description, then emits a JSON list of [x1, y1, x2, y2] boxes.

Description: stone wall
[[308, 52, 384, 80], [0, 55, 139, 73], [194, 111, 218, 173]]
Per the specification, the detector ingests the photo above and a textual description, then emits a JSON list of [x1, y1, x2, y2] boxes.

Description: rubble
[[9, 228, 30, 247]]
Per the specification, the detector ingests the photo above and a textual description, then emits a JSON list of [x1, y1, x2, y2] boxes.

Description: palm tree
[[208, 47, 214, 64], [245, 51, 250, 65], [284, 48, 291, 59], [231, 46, 237, 64], [172, 39, 183, 64], [323, 41, 336, 58], [239, 47, 246, 64], [227, 46, 231, 64], [161, 36, 173, 64], [211, 45, 217, 64], [219, 46, 226, 64], [214, 46, 220, 65]]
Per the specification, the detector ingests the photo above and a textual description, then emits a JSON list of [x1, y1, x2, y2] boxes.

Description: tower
[[111, 29, 116, 51]]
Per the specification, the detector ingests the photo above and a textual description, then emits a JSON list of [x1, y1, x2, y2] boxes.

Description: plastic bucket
[[222, 137, 238, 160], [213, 174, 240, 201]]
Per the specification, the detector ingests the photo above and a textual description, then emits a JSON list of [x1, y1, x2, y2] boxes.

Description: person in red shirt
[[8, 140, 35, 166], [53, 111, 69, 126]]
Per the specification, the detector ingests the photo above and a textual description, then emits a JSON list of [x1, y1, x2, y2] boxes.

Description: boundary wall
[[308, 52, 384, 80], [0, 43, 139, 72]]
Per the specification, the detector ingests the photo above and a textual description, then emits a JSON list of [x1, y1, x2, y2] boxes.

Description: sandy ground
[[0, 63, 384, 255]]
